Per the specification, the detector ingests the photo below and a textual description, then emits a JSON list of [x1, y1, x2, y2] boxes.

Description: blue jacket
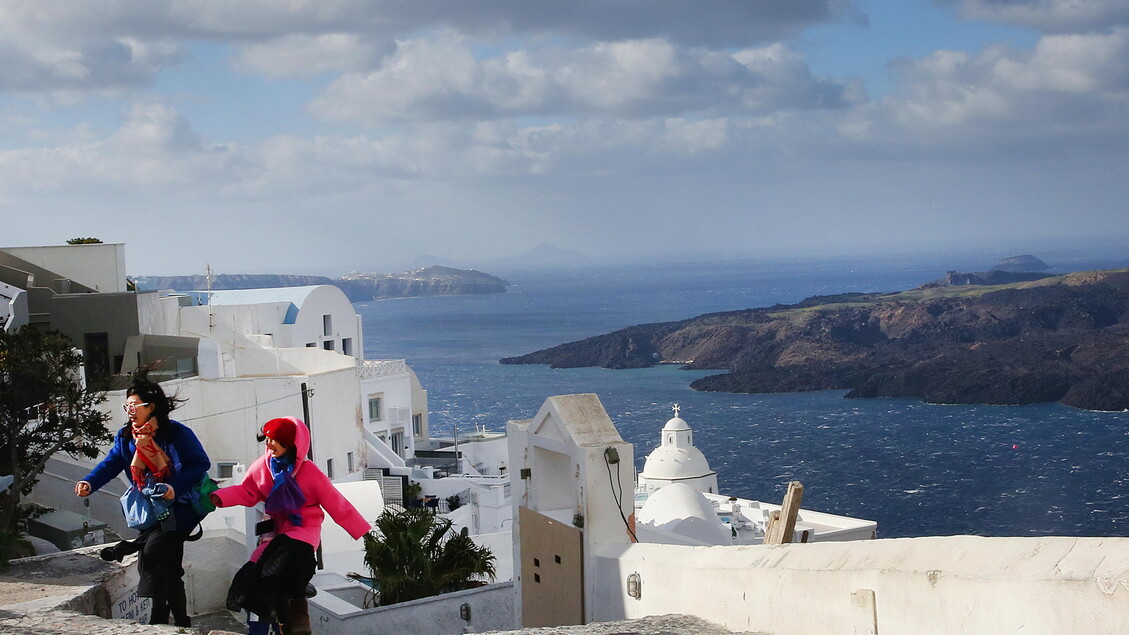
[[83, 419, 211, 533]]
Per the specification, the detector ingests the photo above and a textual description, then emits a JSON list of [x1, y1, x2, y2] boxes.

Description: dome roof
[[637, 483, 730, 545], [663, 416, 689, 432], [641, 444, 714, 480]]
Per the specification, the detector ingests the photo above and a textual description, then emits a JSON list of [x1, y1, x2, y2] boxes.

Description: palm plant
[[362, 507, 496, 606]]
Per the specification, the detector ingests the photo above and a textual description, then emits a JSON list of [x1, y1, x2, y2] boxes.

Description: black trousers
[[227, 534, 316, 621], [136, 528, 190, 625]]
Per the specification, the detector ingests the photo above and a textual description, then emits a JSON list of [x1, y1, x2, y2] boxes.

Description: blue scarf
[[265, 456, 306, 527]]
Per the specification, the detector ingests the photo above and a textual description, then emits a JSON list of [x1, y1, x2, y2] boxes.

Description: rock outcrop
[[993, 254, 1050, 272], [500, 268, 1129, 411], [131, 266, 509, 300]]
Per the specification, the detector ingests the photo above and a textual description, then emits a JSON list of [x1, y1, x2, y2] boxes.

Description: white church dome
[[663, 415, 690, 431], [641, 444, 713, 480], [637, 483, 730, 545], [639, 405, 717, 485]]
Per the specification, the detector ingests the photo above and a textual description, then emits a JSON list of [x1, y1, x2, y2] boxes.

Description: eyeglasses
[[123, 402, 150, 415]]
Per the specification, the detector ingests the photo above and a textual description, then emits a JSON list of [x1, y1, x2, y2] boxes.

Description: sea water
[[359, 252, 1129, 538]]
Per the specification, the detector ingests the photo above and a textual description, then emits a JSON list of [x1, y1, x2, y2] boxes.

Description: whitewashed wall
[[308, 576, 516, 635], [2, 243, 127, 293], [590, 536, 1129, 635]]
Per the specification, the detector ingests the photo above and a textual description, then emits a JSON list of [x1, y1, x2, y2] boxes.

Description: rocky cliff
[[500, 268, 1129, 411], [132, 266, 509, 301], [333, 266, 509, 301]]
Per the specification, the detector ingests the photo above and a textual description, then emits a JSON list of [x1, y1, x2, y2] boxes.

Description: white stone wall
[[186, 370, 366, 483], [308, 575, 516, 635], [457, 435, 509, 476], [2, 243, 128, 293], [77, 367, 367, 490], [590, 536, 1129, 635]]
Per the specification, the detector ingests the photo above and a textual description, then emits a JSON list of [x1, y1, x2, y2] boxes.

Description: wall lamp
[[627, 572, 642, 599]]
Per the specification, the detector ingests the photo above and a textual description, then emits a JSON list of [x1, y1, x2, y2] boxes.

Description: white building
[[634, 405, 875, 546], [6, 243, 421, 534], [0, 279, 28, 332]]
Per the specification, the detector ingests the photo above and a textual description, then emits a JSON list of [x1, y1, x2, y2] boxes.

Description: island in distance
[[500, 263, 1129, 412], [131, 265, 509, 301]]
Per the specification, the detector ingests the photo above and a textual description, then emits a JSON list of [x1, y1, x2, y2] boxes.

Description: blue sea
[[360, 251, 1129, 539]]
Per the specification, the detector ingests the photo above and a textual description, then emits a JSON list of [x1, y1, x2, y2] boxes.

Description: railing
[[364, 428, 406, 468], [358, 359, 408, 379]]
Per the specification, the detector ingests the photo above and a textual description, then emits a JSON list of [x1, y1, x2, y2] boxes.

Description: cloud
[[4, 0, 1129, 273], [832, 26, 1129, 158], [308, 33, 863, 124], [0, 0, 854, 93], [945, 0, 1129, 33], [0, 103, 224, 194], [0, 32, 181, 93], [233, 33, 388, 77]]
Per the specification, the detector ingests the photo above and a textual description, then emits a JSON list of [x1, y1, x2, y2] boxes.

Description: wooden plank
[[763, 480, 804, 545]]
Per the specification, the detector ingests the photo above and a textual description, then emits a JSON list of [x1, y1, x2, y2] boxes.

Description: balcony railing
[[358, 359, 408, 379]]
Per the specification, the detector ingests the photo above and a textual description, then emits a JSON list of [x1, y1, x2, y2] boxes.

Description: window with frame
[[412, 413, 423, 436], [326, 458, 335, 479], [323, 314, 332, 336], [347, 451, 355, 473], [342, 338, 353, 356], [368, 395, 383, 421], [217, 462, 237, 480]]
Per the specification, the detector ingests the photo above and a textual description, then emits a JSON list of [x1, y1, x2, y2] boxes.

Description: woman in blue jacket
[[75, 374, 210, 627]]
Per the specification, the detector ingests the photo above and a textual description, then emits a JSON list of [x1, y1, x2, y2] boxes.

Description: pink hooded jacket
[[214, 416, 370, 551]]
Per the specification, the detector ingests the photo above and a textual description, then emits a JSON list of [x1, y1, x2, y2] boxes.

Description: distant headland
[[131, 265, 509, 301], [500, 264, 1129, 412]]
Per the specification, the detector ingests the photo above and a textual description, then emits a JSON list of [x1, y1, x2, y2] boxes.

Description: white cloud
[[4, 0, 1129, 273], [856, 27, 1129, 150], [308, 34, 861, 124], [234, 33, 385, 77], [0, 0, 852, 93], [0, 102, 222, 194], [949, 0, 1129, 33]]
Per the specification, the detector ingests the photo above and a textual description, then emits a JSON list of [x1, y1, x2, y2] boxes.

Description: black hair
[[123, 370, 185, 439]]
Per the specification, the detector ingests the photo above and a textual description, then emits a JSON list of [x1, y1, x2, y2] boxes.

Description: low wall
[[308, 573, 515, 635], [99, 530, 246, 621], [590, 535, 1129, 635]]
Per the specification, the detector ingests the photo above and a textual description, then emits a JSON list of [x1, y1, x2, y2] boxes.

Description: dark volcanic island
[[500, 268, 1129, 411]]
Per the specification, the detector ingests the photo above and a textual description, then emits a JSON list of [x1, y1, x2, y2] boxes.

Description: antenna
[[206, 264, 214, 331]]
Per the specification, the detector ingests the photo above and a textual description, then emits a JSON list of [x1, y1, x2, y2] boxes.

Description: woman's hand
[[162, 484, 175, 500], [210, 492, 222, 506], [75, 481, 91, 497]]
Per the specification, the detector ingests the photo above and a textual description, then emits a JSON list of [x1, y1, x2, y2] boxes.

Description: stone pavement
[[0, 610, 757, 635], [482, 614, 762, 634], [0, 604, 216, 634], [1, 549, 759, 635]]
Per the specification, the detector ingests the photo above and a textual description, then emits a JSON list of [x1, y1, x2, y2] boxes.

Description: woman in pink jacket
[[212, 417, 369, 635]]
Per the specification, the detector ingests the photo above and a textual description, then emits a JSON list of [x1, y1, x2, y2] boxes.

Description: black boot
[[100, 539, 142, 562], [280, 597, 311, 635], [169, 588, 191, 627]]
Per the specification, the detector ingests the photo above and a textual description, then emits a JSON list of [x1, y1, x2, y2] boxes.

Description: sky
[[2, 0, 1128, 275]]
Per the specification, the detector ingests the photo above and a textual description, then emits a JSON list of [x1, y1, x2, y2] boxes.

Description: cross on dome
[[672, 403, 680, 418]]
